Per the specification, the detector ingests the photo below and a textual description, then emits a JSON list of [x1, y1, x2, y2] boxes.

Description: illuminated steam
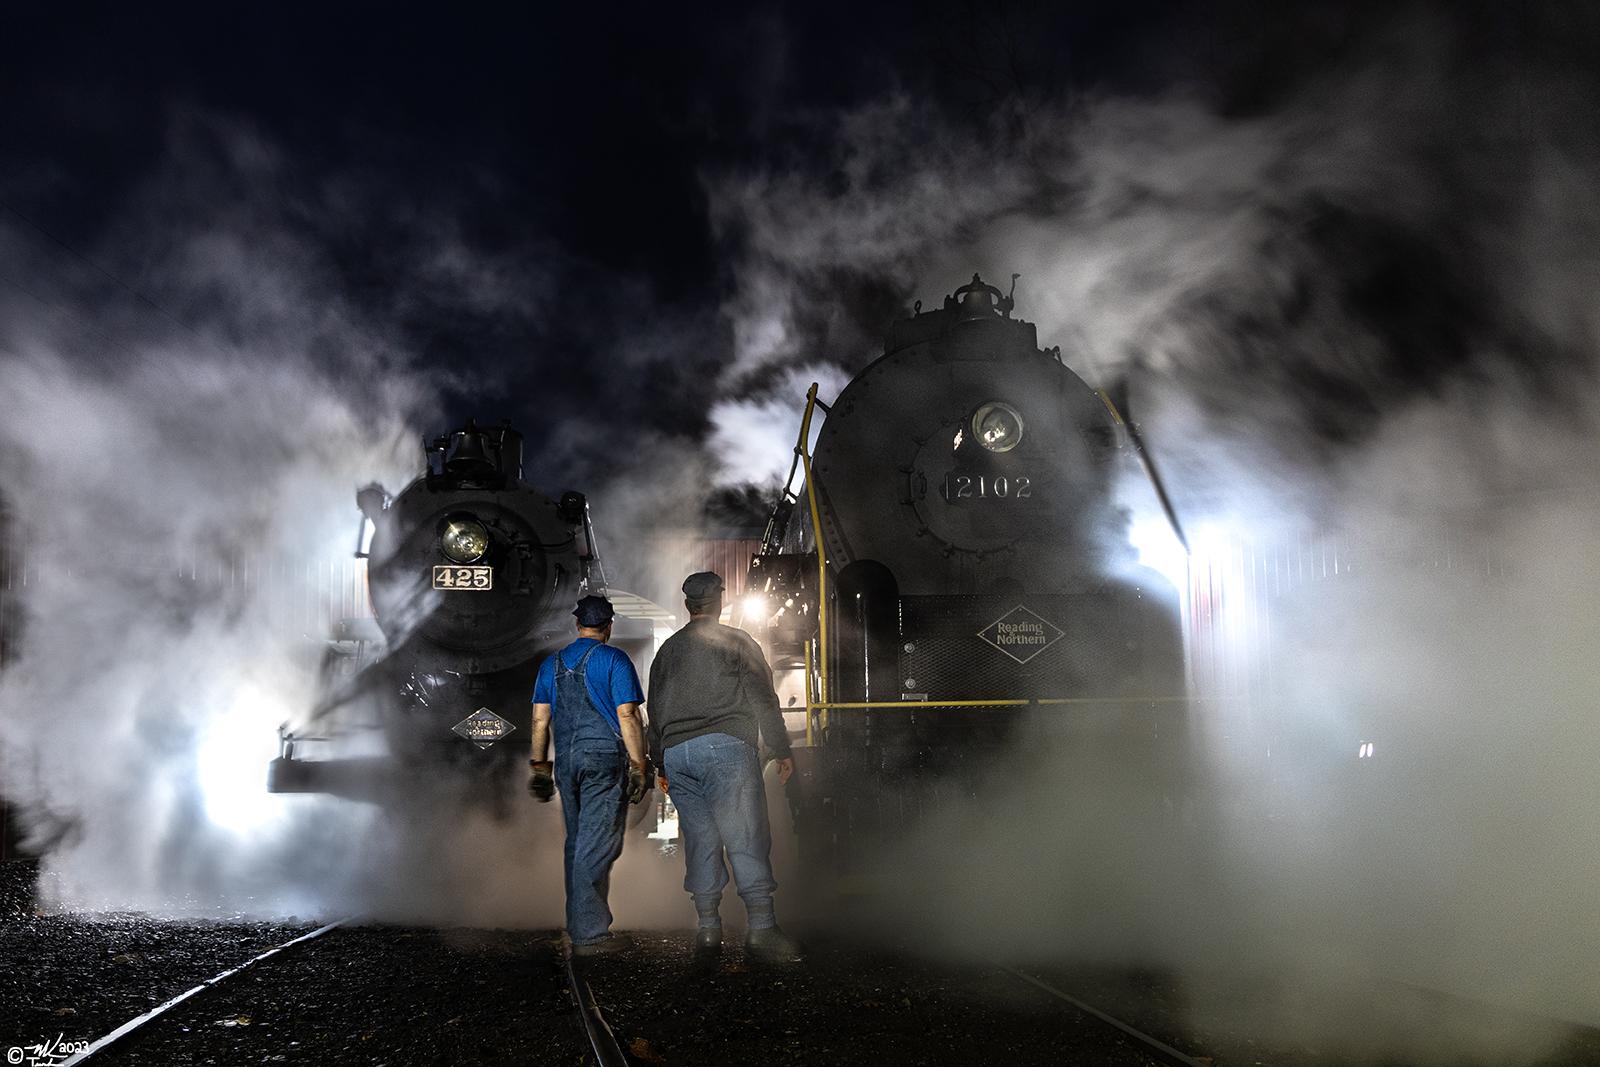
[[704, 15, 1600, 1041], [0, 118, 705, 929]]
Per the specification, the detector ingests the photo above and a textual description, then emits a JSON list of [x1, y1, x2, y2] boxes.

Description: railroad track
[[46, 927, 1587, 1067], [58, 916, 352, 1066], [564, 946, 629, 1067], [53, 919, 630, 1067], [999, 966, 1210, 1067]]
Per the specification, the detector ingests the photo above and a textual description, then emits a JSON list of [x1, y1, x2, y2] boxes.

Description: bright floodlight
[[972, 402, 1024, 453], [744, 594, 768, 621], [441, 516, 489, 563], [199, 689, 288, 833]]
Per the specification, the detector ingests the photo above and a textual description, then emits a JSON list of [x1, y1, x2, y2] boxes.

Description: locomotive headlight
[[972, 402, 1025, 452], [440, 516, 489, 563]]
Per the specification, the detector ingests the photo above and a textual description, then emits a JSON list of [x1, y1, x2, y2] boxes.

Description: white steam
[[707, 365, 848, 487], [704, 20, 1600, 1046], [0, 345, 422, 914]]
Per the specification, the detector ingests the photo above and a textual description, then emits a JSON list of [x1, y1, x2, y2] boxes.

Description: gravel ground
[[1, 859, 323, 1059], [1022, 964, 1600, 1067], [93, 925, 580, 1067], [6, 859, 1599, 1067], [579, 931, 1167, 1067]]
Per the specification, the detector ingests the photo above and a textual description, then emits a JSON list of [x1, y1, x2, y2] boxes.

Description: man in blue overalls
[[528, 595, 651, 955]]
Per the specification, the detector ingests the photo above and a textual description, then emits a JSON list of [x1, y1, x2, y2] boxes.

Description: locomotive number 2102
[[943, 473, 1033, 500]]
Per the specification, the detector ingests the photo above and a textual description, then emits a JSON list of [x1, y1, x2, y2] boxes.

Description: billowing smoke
[[9, 13, 1600, 1045], [0, 120, 432, 915], [702, 8, 1600, 1047], [0, 113, 722, 930]]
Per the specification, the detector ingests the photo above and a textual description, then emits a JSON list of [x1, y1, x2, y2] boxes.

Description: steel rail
[[564, 948, 628, 1067], [60, 916, 352, 1065], [1001, 967, 1210, 1067]]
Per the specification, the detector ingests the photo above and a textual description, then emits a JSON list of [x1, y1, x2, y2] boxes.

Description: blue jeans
[[662, 733, 777, 929], [557, 744, 629, 944]]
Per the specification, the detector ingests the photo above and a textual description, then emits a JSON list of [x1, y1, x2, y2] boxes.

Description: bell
[[956, 274, 997, 321], [445, 418, 497, 475]]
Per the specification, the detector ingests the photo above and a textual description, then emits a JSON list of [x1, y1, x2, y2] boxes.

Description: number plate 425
[[942, 472, 1033, 501], [434, 565, 492, 590]]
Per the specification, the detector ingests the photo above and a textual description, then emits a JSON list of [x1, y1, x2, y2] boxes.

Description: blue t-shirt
[[532, 639, 645, 732]]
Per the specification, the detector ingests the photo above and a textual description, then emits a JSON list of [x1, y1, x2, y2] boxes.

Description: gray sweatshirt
[[646, 618, 792, 767]]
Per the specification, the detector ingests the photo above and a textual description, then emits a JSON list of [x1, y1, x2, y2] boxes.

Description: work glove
[[528, 760, 555, 802], [627, 757, 654, 805]]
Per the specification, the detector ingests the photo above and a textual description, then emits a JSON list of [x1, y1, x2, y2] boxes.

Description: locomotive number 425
[[433, 565, 493, 590], [942, 473, 1033, 500]]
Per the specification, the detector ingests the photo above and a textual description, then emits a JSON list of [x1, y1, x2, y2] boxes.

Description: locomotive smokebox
[[363, 420, 590, 676]]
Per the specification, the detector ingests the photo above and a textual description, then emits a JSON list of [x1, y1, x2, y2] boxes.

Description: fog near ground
[[702, 12, 1600, 1053]]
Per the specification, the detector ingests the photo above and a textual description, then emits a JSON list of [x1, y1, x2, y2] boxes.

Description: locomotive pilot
[[648, 571, 803, 962], [528, 594, 653, 956]]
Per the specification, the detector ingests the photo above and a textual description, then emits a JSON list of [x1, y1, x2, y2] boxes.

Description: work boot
[[744, 924, 803, 962], [694, 926, 723, 957], [571, 932, 632, 957]]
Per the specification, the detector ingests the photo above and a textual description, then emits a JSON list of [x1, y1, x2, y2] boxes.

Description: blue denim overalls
[[552, 642, 629, 945]]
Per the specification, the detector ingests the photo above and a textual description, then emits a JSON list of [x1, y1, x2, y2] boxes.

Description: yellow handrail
[[810, 696, 1190, 709], [796, 383, 829, 743], [803, 639, 814, 747]]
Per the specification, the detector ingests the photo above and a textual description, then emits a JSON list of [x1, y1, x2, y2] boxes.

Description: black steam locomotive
[[269, 419, 641, 802], [748, 276, 1187, 868]]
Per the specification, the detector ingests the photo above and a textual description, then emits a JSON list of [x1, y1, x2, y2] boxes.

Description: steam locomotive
[[268, 419, 652, 803], [747, 275, 1187, 868]]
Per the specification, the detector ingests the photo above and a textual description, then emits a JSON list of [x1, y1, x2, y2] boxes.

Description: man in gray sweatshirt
[[647, 571, 801, 962]]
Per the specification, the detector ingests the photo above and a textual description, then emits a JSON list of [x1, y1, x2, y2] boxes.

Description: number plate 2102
[[943, 473, 1033, 501]]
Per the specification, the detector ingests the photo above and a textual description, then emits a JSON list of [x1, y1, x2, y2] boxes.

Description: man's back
[[647, 618, 788, 766]]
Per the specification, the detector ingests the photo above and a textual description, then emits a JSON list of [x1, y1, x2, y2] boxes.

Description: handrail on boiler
[[796, 383, 829, 742], [808, 696, 1191, 709]]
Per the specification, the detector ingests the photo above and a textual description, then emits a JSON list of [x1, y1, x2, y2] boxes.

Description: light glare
[[198, 688, 289, 833], [1129, 517, 1188, 591]]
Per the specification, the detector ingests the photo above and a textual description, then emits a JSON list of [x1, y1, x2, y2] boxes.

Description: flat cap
[[682, 571, 725, 602], [572, 594, 615, 627]]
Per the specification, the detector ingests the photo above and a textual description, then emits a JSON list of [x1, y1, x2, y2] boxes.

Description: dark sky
[[0, 0, 1562, 503], [2, 2, 1189, 267]]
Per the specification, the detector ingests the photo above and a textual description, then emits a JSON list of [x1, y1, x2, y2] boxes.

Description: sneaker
[[694, 927, 723, 957], [571, 933, 633, 957], [744, 924, 802, 962]]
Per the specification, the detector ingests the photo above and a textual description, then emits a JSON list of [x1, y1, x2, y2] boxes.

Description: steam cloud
[[0, 114, 715, 931], [701, 9, 1600, 1049], [5, 11, 1600, 1055]]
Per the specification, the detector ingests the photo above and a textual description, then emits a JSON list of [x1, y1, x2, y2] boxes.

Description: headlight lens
[[441, 517, 489, 563], [972, 402, 1024, 453]]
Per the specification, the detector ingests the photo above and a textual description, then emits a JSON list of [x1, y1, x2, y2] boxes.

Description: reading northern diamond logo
[[977, 605, 1064, 664], [453, 707, 515, 749]]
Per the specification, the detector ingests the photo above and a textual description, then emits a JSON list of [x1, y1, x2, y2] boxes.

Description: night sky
[[0, 1, 1582, 510]]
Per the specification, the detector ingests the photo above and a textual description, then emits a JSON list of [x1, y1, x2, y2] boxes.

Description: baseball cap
[[573, 595, 615, 627], [682, 571, 725, 603]]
